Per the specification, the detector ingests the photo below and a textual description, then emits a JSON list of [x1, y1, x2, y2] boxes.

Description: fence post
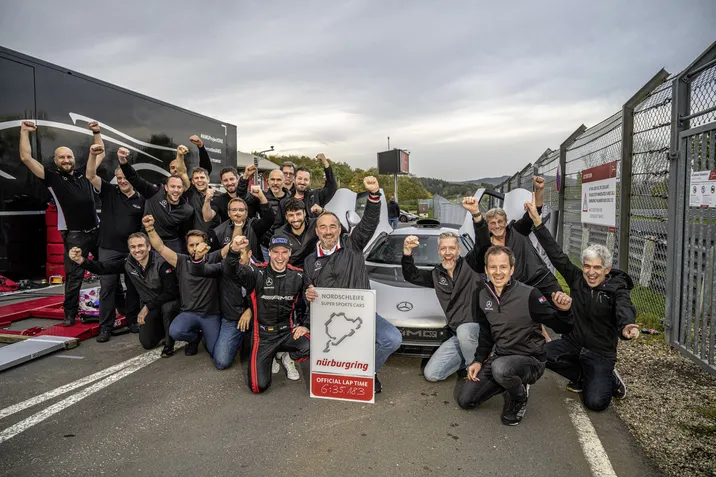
[[618, 69, 670, 272], [557, 125, 587, 246]]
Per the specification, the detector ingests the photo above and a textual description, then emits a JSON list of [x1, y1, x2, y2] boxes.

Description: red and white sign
[[689, 170, 716, 208], [581, 161, 617, 227], [400, 150, 410, 174], [309, 288, 376, 403]]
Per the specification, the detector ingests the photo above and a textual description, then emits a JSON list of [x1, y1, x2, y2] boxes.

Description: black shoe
[[96, 330, 111, 343], [501, 386, 529, 426], [185, 340, 200, 356], [128, 323, 140, 334], [456, 368, 468, 380], [161, 344, 175, 358], [375, 374, 382, 394], [62, 316, 76, 327], [567, 380, 583, 393], [612, 369, 627, 399]]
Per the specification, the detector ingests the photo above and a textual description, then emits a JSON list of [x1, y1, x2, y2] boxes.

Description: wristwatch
[[471, 212, 481, 218]]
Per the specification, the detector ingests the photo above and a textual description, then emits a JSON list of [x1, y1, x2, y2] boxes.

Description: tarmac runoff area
[[0, 330, 661, 477]]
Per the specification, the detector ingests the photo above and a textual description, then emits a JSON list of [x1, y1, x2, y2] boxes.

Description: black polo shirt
[[43, 165, 97, 231], [96, 179, 145, 252]]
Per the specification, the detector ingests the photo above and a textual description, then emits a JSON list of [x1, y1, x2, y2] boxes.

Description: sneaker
[[128, 323, 140, 334], [612, 368, 627, 399], [567, 380, 583, 393], [62, 315, 76, 327], [282, 353, 300, 381], [185, 339, 200, 356], [96, 330, 111, 343], [375, 374, 382, 394], [161, 344, 175, 358], [271, 358, 281, 374], [501, 386, 529, 426]]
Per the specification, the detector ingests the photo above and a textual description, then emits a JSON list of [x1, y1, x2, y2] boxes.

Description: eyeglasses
[[229, 208, 247, 213], [283, 172, 295, 177]]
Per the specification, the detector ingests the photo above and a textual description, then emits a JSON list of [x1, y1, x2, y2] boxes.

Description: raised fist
[[193, 242, 210, 260], [462, 197, 479, 214], [363, 176, 379, 193], [142, 215, 155, 229], [89, 144, 105, 156], [310, 204, 323, 215], [205, 186, 215, 200], [21, 121, 37, 132], [231, 235, 249, 252], [551, 291, 572, 311], [244, 164, 257, 178], [189, 135, 204, 148], [177, 145, 189, 156], [87, 121, 100, 133], [403, 235, 420, 255], [117, 147, 130, 164], [533, 176, 545, 191], [316, 153, 329, 166], [68, 247, 84, 264]]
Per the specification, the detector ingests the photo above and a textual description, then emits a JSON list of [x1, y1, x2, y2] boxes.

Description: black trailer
[[0, 46, 238, 280]]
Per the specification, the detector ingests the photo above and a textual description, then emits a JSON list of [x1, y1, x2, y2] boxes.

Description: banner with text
[[689, 170, 716, 208], [581, 161, 617, 227], [309, 288, 376, 403]]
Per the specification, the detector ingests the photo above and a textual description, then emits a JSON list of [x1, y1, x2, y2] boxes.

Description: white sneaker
[[281, 352, 300, 381], [271, 357, 280, 374]]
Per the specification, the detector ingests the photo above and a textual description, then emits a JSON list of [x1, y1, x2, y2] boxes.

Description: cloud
[[1, 0, 714, 180]]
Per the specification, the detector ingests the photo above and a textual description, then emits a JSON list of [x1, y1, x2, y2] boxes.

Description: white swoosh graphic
[[110, 163, 170, 184], [0, 170, 16, 180], [69, 113, 176, 153]]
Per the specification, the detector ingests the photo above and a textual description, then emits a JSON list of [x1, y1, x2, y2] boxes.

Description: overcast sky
[[1, 1, 714, 181]]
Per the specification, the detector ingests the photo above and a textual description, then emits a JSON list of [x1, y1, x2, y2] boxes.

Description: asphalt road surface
[[0, 328, 659, 477]]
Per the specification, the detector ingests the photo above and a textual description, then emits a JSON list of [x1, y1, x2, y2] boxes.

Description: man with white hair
[[526, 199, 638, 411]]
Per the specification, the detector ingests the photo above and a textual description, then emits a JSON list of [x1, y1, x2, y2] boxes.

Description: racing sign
[[309, 288, 376, 403], [689, 170, 716, 208], [581, 161, 617, 227]]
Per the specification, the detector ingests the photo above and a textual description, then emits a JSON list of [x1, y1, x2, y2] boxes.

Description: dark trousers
[[61, 229, 99, 318], [98, 248, 140, 332], [248, 328, 310, 394], [139, 300, 180, 350], [545, 339, 617, 412], [455, 355, 545, 409]]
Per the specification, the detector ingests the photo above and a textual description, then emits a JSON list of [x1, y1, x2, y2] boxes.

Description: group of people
[[19, 120, 639, 420]]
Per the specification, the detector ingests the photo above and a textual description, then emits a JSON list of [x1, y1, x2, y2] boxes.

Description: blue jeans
[[545, 339, 617, 412], [212, 318, 245, 370], [169, 312, 222, 357], [389, 218, 399, 229], [376, 314, 402, 372], [424, 323, 480, 382]]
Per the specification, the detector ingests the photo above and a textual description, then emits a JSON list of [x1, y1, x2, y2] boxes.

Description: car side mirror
[[346, 210, 361, 232]]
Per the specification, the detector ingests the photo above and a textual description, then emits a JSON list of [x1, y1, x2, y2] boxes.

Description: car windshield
[[366, 233, 469, 267]]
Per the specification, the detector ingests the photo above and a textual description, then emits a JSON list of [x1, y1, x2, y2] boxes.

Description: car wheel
[[399, 215, 408, 222]]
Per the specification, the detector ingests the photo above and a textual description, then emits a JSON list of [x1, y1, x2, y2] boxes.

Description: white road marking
[[0, 345, 182, 421], [54, 355, 85, 360], [566, 398, 618, 477], [0, 347, 174, 444]]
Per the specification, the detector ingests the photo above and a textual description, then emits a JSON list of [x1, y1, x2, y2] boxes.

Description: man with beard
[[203, 167, 241, 223], [86, 146, 144, 342], [456, 246, 574, 426], [212, 187, 274, 262], [142, 215, 224, 358], [227, 235, 311, 393], [18, 120, 103, 326], [525, 198, 638, 411], [304, 176, 403, 393], [68, 233, 180, 357], [401, 198, 486, 382], [279, 197, 323, 268], [278, 154, 337, 221], [119, 149, 194, 254]]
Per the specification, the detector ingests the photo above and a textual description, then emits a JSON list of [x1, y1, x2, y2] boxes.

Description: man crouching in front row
[[455, 245, 574, 426]]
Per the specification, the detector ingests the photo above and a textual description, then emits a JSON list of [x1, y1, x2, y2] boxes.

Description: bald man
[[19, 120, 103, 326]]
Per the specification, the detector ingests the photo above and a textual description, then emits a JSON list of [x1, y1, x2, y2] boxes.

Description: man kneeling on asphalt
[[456, 246, 574, 426], [525, 199, 638, 411], [227, 235, 310, 393], [69, 233, 180, 357], [142, 215, 222, 358], [401, 222, 483, 382]]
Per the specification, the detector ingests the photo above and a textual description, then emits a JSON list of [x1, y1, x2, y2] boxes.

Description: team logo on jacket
[[223, 237, 231, 245], [266, 277, 274, 287], [133, 204, 141, 209], [160, 200, 167, 207], [485, 300, 493, 311], [438, 277, 449, 286], [314, 261, 322, 270], [538, 296, 547, 304]]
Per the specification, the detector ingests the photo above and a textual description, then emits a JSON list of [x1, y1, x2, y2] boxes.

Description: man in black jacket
[[304, 176, 403, 393], [227, 234, 310, 393], [388, 196, 400, 229], [526, 198, 639, 411], [68, 233, 180, 357], [212, 189, 274, 261], [455, 245, 574, 426], [259, 170, 291, 258], [119, 149, 194, 254], [279, 197, 321, 268], [278, 153, 337, 222], [401, 213, 484, 382]]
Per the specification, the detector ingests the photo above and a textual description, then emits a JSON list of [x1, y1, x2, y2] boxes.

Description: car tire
[[399, 215, 408, 222]]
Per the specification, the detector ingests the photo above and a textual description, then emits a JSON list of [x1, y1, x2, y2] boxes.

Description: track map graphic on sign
[[323, 312, 363, 352]]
